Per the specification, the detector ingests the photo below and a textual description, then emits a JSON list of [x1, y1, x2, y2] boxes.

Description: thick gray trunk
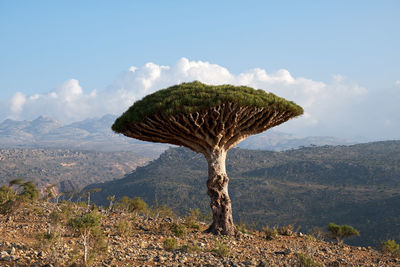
[[204, 149, 236, 235]]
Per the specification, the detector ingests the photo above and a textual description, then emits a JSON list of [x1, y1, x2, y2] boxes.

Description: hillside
[[0, 202, 398, 266], [0, 148, 149, 191], [86, 141, 400, 248]]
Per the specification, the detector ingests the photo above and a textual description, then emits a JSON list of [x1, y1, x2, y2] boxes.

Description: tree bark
[[204, 149, 236, 235]]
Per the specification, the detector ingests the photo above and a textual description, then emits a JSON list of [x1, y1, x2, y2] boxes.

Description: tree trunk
[[204, 149, 236, 235], [83, 234, 88, 265]]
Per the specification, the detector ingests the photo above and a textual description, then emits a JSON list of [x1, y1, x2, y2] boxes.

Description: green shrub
[[382, 240, 400, 255], [185, 208, 200, 230], [67, 211, 107, 266], [297, 252, 322, 267], [170, 223, 187, 237], [327, 222, 360, 244], [212, 240, 230, 258], [19, 181, 40, 202], [263, 226, 278, 240], [117, 196, 147, 213], [163, 238, 178, 251]]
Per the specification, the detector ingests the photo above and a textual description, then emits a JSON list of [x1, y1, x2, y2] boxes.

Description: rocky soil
[[0, 202, 399, 266]]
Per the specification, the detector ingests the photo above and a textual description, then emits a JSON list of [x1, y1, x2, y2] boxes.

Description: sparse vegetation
[[297, 252, 322, 267], [170, 223, 187, 237], [0, 178, 39, 214], [117, 218, 134, 237], [184, 208, 200, 230], [327, 222, 360, 244], [212, 240, 230, 258], [0, 200, 398, 266], [278, 224, 294, 236], [263, 225, 278, 240], [116, 196, 147, 213], [67, 210, 107, 266], [163, 238, 178, 251], [381, 239, 400, 256]]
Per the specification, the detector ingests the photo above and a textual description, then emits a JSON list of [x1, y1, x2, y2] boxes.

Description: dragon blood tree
[[112, 81, 303, 235]]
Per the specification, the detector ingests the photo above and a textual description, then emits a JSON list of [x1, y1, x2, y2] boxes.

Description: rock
[[274, 248, 291, 256], [241, 260, 257, 266]]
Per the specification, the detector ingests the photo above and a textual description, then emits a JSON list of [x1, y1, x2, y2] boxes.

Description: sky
[[0, 1, 399, 140]]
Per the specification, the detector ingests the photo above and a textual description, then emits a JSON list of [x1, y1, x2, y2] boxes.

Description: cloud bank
[[2, 58, 398, 139]]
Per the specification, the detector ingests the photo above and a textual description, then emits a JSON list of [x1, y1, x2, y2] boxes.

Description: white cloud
[[3, 57, 390, 139], [396, 80, 400, 86], [10, 92, 26, 113]]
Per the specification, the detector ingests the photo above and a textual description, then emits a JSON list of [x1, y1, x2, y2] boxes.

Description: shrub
[[163, 238, 178, 251], [117, 196, 147, 213], [263, 226, 278, 240], [19, 181, 40, 202], [185, 208, 200, 230], [180, 243, 201, 253], [278, 224, 294, 236], [35, 231, 60, 250], [236, 222, 252, 234], [382, 240, 400, 255], [170, 223, 187, 237], [309, 226, 326, 241], [0, 185, 14, 204], [67, 211, 107, 266], [117, 219, 133, 237], [297, 252, 322, 267], [327, 222, 360, 244], [212, 240, 230, 258], [0, 199, 23, 215]]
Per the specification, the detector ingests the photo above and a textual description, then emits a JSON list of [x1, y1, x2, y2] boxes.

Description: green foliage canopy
[[327, 222, 360, 243], [112, 81, 303, 133]]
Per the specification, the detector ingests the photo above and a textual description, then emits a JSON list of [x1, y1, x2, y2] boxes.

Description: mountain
[[0, 115, 356, 156], [0, 115, 167, 157], [86, 141, 400, 248], [239, 130, 354, 151]]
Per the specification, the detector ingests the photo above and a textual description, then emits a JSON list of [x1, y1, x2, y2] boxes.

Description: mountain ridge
[[0, 115, 356, 154]]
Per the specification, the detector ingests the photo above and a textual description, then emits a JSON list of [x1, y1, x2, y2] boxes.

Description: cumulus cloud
[[3, 57, 391, 138], [10, 92, 27, 113]]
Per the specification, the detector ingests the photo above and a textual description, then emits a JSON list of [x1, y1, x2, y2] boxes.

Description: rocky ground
[[0, 202, 399, 266]]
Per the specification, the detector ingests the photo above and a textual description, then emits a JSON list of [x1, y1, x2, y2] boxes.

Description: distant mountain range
[[0, 115, 166, 157], [0, 115, 355, 155], [86, 141, 400, 248]]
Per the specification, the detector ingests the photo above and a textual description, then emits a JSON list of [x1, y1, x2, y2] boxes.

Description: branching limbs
[[121, 102, 297, 156]]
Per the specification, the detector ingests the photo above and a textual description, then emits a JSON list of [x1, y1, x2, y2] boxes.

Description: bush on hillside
[[327, 222, 360, 244]]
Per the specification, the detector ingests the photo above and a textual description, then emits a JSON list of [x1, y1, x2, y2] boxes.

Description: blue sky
[[0, 1, 399, 139]]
